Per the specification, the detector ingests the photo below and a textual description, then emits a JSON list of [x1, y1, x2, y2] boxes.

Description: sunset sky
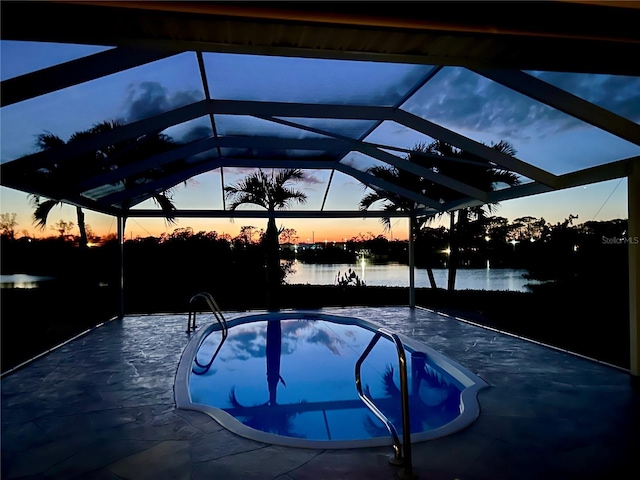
[[1, 40, 638, 242]]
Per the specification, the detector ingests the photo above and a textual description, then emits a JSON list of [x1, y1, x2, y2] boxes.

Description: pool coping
[[174, 310, 489, 449]]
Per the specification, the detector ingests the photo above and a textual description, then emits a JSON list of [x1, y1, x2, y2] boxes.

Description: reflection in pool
[[176, 312, 488, 448]]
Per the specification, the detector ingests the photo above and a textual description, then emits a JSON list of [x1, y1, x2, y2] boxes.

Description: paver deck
[[2, 306, 638, 479]]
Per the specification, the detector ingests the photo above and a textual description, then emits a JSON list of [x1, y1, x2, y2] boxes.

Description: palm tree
[[224, 169, 307, 310], [360, 140, 520, 291], [359, 153, 440, 289], [28, 130, 94, 248], [418, 140, 520, 291], [29, 121, 179, 248]]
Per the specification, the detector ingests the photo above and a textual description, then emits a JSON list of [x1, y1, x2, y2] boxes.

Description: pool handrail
[[188, 292, 228, 375], [355, 327, 417, 480], [187, 292, 227, 333]]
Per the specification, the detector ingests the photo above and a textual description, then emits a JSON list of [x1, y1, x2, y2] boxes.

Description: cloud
[[221, 167, 325, 189], [299, 171, 325, 186], [178, 125, 212, 144], [307, 328, 345, 355], [228, 326, 264, 360], [532, 71, 640, 122], [404, 68, 640, 142], [121, 81, 204, 123], [408, 69, 569, 139]]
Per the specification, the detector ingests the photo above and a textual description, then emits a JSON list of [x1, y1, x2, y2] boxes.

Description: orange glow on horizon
[[12, 214, 412, 243]]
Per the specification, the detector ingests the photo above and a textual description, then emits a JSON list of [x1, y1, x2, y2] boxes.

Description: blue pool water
[[176, 311, 487, 448]]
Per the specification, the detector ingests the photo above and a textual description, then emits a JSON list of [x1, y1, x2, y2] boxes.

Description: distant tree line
[[1, 213, 629, 287]]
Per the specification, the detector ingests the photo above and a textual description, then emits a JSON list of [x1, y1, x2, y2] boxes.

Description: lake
[[1, 265, 543, 292], [285, 261, 544, 292], [0, 274, 56, 289]]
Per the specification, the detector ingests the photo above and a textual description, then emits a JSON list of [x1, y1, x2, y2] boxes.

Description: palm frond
[[225, 181, 268, 210], [28, 194, 42, 209], [224, 171, 268, 210], [36, 132, 65, 151], [227, 193, 267, 211], [68, 128, 96, 143], [359, 191, 387, 211], [380, 203, 405, 232], [422, 140, 460, 158], [491, 169, 521, 188], [276, 189, 307, 209], [89, 120, 123, 134], [491, 140, 517, 157], [365, 165, 398, 183], [152, 192, 177, 225], [225, 169, 306, 212], [360, 162, 423, 217], [32, 198, 60, 230], [274, 168, 304, 185]]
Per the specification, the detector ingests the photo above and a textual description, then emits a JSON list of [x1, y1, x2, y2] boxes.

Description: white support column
[[409, 214, 416, 308], [628, 160, 640, 376], [117, 215, 125, 319]]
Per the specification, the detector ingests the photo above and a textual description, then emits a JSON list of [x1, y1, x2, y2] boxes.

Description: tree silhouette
[[27, 121, 180, 249], [359, 147, 441, 289], [417, 140, 520, 291], [0, 213, 18, 240], [224, 169, 307, 310], [360, 140, 520, 291]]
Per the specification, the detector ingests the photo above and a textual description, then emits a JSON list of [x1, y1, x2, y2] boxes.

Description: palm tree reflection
[[362, 356, 461, 438], [223, 320, 457, 440], [266, 319, 286, 406], [226, 319, 304, 437]]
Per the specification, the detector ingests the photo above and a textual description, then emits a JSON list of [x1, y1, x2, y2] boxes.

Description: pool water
[[187, 315, 466, 443]]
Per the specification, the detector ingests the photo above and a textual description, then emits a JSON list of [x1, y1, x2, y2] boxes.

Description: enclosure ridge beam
[[355, 143, 491, 202], [209, 99, 396, 120], [214, 135, 353, 150], [74, 137, 221, 192], [555, 156, 638, 189], [76, 134, 351, 194], [125, 209, 416, 219], [3, 97, 459, 175], [251, 110, 489, 201], [0, 46, 183, 107], [439, 197, 488, 212], [0, 175, 123, 217], [3, 100, 211, 171], [335, 162, 444, 211], [99, 157, 340, 208], [445, 156, 637, 210]]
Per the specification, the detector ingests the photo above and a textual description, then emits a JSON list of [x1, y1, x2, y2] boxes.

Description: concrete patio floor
[[1, 306, 638, 479]]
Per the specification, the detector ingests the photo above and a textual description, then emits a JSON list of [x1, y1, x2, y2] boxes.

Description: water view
[[286, 261, 544, 292], [1, 266, 542, 292], [0, 274, 55, 289]]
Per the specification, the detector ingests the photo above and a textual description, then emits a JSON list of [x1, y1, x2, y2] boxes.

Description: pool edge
[[174, 310, 489, 449]]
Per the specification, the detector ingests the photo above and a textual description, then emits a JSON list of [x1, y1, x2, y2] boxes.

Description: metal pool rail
[[355, 327, 417, 480], [188, 292, 228, 375]]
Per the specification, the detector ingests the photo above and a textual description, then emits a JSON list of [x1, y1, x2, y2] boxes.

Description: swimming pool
[[175, 311, 488, 449]]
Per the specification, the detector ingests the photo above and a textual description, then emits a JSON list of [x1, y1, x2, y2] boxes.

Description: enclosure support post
[[117, 215, 125, 319], [409, 213, 416, 308], [628, 159, 640, 377]]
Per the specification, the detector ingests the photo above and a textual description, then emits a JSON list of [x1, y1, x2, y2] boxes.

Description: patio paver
[[2, 307, 638, 479]]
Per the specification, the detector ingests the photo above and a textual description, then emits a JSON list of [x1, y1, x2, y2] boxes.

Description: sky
[[1, 40, 639, 242]]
